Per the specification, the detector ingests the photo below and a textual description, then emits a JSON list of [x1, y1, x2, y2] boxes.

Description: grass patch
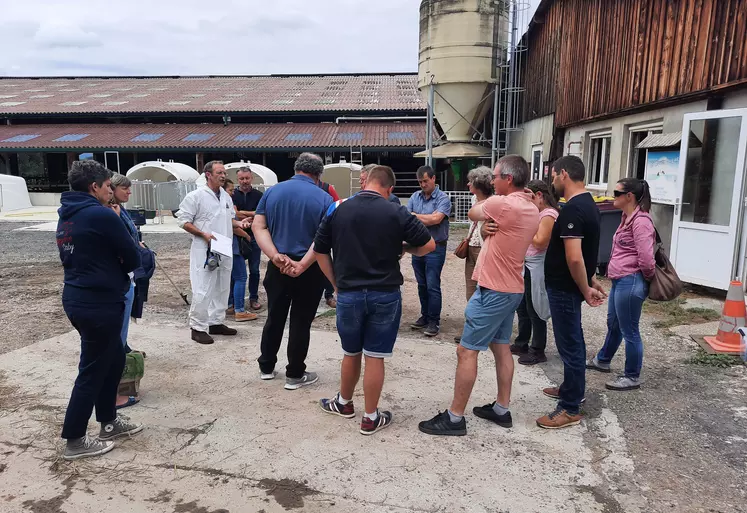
[[686, 348, 744, 368], [644, 298, 721, 329]]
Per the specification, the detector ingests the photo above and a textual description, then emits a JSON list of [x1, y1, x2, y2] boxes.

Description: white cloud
[[0, 0, 543, 76]]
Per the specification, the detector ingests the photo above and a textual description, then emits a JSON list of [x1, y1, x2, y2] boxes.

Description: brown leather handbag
[[454, 222, 478, 259], [648, 229, 683, 302]]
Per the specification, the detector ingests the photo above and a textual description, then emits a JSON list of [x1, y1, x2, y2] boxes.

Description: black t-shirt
[[233, 187, 263, 238], [314, 191, 432, 291], [544, 192, 601, 294]]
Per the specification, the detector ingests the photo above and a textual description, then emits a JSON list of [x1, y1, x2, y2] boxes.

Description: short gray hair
[[111, 172, 131, 189], [467, 166, 493, 197], [497, 155, 530, 189], [294, 152, 324, 177], [237, 166, 252, 175], [68, 160, 111, 193], [360, 163, 377, 176], [204, 160, 224, 174]]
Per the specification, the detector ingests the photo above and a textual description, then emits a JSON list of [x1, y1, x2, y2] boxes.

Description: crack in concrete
[[169, 419, 217, 455]]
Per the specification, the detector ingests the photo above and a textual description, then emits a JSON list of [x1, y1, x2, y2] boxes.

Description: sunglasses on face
[[613, 190, 628, 197]]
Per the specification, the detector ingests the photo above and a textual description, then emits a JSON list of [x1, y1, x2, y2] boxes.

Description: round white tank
[[322, 161, 362, 199], [126, 161, 200, 182], [418, 0, 508, 143]]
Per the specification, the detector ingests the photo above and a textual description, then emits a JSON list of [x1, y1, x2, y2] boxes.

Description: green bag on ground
[[118, 352, 145, 396]]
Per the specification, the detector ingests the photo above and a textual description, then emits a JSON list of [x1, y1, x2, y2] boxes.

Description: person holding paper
[[177, 161, 252, 345]]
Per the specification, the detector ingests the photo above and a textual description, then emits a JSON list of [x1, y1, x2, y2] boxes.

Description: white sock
[[364, 409, 378, 421], [336, 393, 351, 405], [447, 409, 463, 423], [493, 402, 509, 416]]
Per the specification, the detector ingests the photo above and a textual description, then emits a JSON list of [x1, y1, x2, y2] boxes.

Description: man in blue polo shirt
[[407, 165, 452, 337], [251, 153, 333, 390]]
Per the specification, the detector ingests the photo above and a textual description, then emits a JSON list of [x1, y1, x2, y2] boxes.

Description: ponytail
[[617, 177, 651, 212]]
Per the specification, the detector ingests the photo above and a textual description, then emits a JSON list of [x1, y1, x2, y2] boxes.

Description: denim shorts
[[460, 286, 523, 351], [336, 289, 402, 358]]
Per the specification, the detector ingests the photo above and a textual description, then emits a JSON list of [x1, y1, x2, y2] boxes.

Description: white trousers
[[188, 248, 233, 332]]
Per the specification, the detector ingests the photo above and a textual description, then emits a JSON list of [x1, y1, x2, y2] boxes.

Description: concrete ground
[[1, 221, 746, 512]]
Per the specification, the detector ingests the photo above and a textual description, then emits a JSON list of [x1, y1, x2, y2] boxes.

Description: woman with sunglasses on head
[[586, 178, 655, 391], [509, 179, 560, 365]]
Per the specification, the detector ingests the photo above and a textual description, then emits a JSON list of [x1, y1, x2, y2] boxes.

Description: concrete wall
[[29, 193, 62, 207], [507, 114, 554, 164]]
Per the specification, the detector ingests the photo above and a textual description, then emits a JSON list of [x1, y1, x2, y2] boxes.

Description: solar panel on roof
[[183, 133, 215, 142], [131, 133, 165, 143], [387, 131, 414, 140], [337, 132, 363, 141], [285, 133, 312, 141], [54, 134, 90, 142], [1, 134, 40, 143], [234, 134, 263, 142]]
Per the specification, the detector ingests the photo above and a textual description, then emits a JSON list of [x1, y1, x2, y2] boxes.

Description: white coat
[[177, 186, 234, 331]]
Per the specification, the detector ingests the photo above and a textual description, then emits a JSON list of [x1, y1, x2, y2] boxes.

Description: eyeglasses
[[613, 190, 628, 197]]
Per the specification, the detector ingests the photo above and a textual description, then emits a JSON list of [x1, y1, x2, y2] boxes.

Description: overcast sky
[[0, 0, 541, 77]]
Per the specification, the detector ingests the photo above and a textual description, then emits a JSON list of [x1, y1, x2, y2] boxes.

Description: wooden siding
[[520, 0, 747, 127]]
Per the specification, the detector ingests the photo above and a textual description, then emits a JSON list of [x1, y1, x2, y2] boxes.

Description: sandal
[[116, 396, 140, 409]]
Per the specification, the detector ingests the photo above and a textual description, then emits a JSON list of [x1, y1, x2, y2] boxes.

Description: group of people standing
[[55, 148, 657, 459]]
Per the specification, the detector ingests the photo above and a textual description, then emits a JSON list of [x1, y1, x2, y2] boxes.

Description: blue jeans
[[547, 287, 586, 415], [247, 239, 261, 302], [460, 287, 523, 351], [597, 272, 648, 378], [121, 282, 135, 351], [336, 289, 402, 358], [230, 254, 248, 312], [411, 243, 447, 325]]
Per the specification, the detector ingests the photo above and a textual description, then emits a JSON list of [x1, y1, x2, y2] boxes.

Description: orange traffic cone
[[703, 280, 747, 354]]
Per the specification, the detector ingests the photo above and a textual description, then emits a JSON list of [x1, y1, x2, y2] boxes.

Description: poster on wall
[[645, 150, 679, 205]]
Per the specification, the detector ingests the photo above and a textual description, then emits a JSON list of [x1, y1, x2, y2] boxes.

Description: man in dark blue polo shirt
[[232, 166, 264, 311], [407, 165, 452, 337], [304, 165, 434, 435], [251, 153, 333, 390]]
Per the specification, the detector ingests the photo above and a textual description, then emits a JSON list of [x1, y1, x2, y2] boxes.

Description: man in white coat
[[177, 161, 251, 344]]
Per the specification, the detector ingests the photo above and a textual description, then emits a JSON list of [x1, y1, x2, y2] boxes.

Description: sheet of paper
[[210, 233, 233, 258]]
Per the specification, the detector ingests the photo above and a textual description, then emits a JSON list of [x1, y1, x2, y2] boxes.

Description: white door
[[670, 109, 747, 289], [104, 151, 120, 173]]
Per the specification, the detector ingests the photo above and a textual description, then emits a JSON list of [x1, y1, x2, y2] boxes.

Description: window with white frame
[[588, 134, 612, 186], [531, 146, 543, 180]]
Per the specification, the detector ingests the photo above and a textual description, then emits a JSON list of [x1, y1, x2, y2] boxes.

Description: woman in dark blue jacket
[[56, 160, 144, 460]]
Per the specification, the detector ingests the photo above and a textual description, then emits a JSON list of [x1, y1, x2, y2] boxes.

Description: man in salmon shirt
[[418, 155, 539, 436]]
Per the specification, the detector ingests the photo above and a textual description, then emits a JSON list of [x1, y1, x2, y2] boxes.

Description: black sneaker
[[410, 316, 428, 330], [423, 322, 440, 337], [418, 411, 467, 436], [518, 351, 547, 366], [472, 402, 513, 428], [509, 344, 529, 355]]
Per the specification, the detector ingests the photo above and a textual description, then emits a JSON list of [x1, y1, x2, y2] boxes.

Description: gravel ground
[[1, 221, 746, 511]]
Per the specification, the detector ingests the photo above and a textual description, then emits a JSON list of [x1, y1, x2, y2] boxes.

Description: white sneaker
[[284, 371, 318, 390], [260, 370, 278, 380]]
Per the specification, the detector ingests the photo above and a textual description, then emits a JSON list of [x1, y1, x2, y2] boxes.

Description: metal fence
[[442, 190, 474, 224], [125, 181, 272, 223]]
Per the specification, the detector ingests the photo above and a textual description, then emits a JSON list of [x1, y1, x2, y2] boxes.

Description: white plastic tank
[[0, 174, 32, 212], [126, 160, 200, 182], [322, 159, 362, 199], [418, 0, 507, 143], [196, 161, 278, 190]]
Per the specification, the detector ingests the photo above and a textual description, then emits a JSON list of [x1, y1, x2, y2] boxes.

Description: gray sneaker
[[284, 371, 319, 390], [586, 356, 611, 373], [63, 435, 115, 461], [99, 415, 144, 441], [605, 376, 641, 391]]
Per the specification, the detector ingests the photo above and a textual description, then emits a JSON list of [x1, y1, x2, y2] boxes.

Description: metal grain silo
[[418, 0, 508, 156]]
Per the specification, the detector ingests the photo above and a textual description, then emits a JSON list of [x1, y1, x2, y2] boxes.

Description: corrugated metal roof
[[0, 122, 425, 150], [0, 75, 425, 115], [637, 132, 701, 149]]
